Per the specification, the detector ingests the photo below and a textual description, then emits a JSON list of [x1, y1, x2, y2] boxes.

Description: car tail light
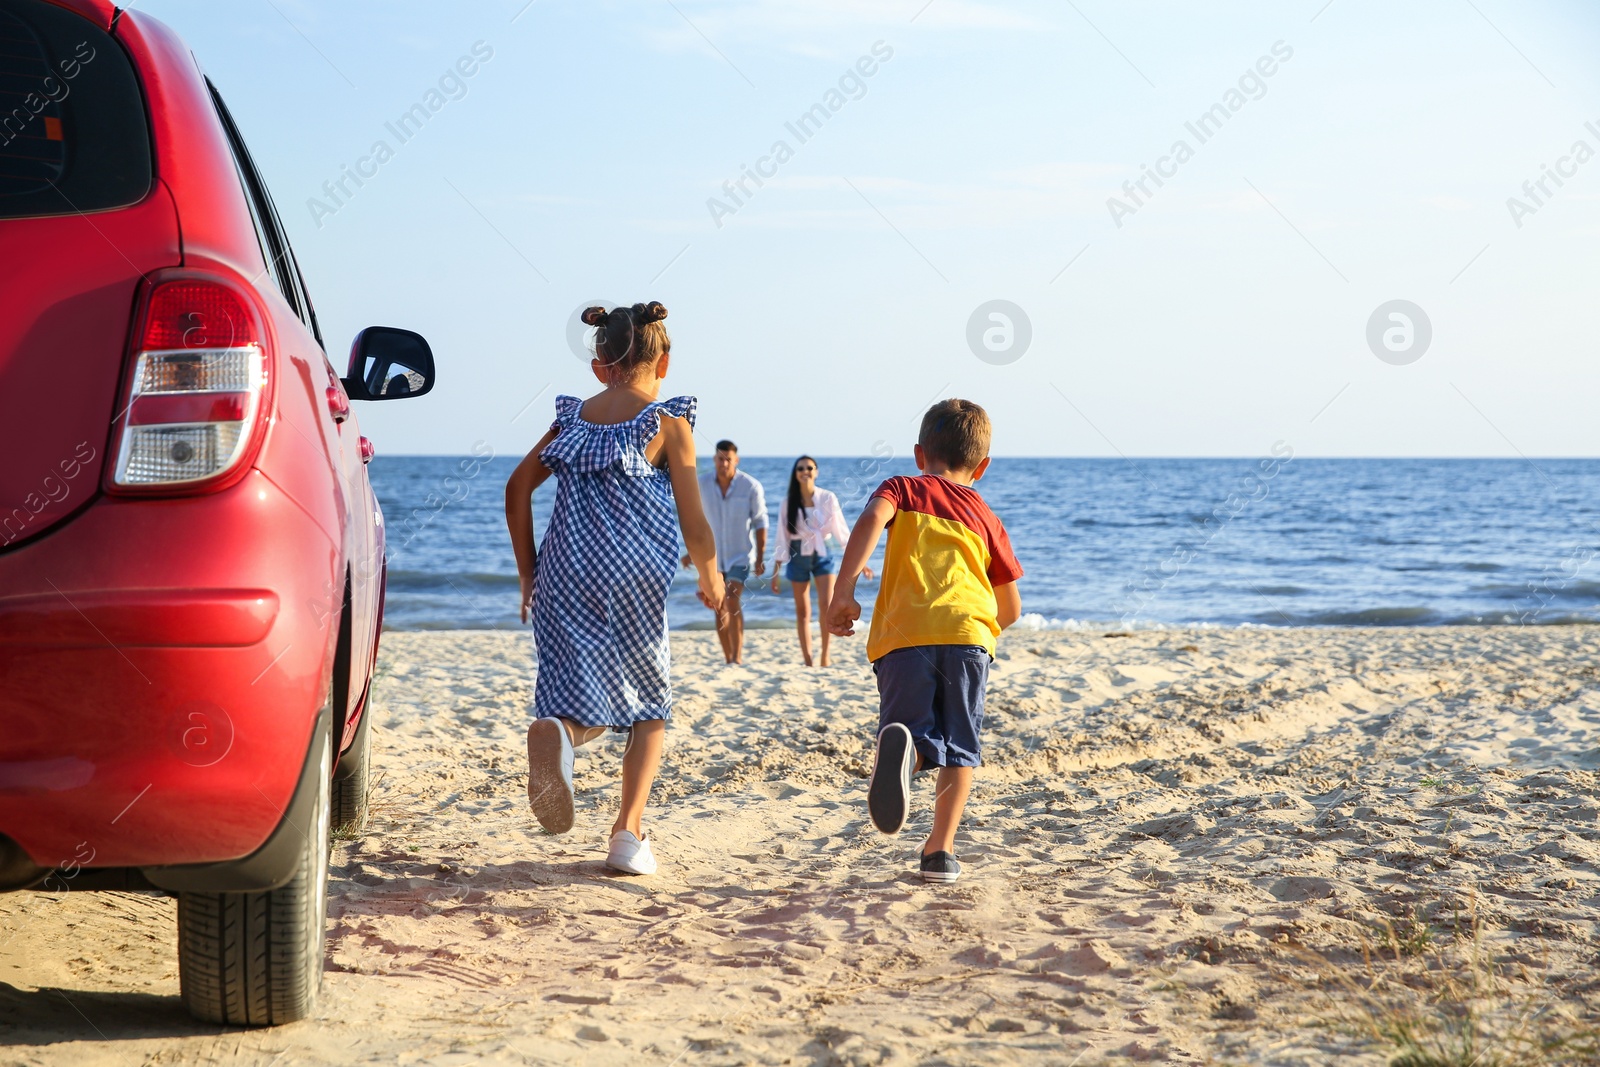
[[111, 277, 271, 490]]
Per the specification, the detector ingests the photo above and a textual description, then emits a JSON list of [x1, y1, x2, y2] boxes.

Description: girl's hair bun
[[585, 300, 670, 379]]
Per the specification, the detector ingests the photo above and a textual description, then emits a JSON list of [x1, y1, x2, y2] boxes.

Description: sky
[[130, 0, 1600, 458]]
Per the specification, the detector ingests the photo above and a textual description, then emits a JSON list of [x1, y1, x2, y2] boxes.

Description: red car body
[[0, 0, 417, 890]]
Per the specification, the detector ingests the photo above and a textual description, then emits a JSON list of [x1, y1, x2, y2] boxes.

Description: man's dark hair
[[918, 398, 991, 471], [715, 440, 738, 454]]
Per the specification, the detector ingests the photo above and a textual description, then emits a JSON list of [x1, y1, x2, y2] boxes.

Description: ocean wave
[[1010, 615, 1230, 632], [1011, 613, 1096, 631], [386, 570, 519, 593], [1287, 606, 1441, 626], [1252, 607, 1600, 627], [1390, 561, 1510, 573], [1071, 518, 1174, 528], [1475, 579, 1600, 600]]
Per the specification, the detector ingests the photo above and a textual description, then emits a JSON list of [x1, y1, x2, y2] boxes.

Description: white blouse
[[774, 487, 851, 563]]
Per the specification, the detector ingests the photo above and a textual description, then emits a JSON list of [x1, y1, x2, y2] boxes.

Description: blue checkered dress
[[531, 394, 696, 731]]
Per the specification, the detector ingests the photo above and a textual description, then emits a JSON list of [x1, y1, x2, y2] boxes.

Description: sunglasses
[[796, 465, 816, 472]]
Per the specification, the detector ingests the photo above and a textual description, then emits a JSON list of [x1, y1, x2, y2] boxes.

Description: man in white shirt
[[691, 440, 768, 664]]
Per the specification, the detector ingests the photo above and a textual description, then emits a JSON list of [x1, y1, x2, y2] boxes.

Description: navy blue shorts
[[873, 644, 990, 769]]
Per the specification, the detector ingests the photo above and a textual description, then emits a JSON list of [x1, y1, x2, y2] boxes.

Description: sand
[[1, 626, 1597, 1064]]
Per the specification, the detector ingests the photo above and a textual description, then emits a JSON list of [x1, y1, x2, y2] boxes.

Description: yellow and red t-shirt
[[866, 475, 1023, 662]]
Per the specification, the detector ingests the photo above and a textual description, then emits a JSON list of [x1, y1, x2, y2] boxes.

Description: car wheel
[[331, 704, 372, 834], [177, 722, 330, 1025]]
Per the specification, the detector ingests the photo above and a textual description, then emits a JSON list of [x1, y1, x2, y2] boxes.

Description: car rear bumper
[[0, 470, 339, 871], [2, 703, 331, 894]]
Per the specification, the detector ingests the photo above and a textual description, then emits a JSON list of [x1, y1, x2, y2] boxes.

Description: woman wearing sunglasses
[[771, 456, 869, 666]]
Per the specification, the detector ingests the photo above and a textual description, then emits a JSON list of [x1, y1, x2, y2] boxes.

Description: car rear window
[[0, 0, 151, 219]]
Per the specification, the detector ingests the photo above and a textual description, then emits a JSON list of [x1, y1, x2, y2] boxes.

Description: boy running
[[825, 399, 1022, 883]]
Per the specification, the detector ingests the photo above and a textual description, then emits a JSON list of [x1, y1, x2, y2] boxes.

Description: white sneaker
[[606, 831, 657, 875], [527, 718, 575, 833]]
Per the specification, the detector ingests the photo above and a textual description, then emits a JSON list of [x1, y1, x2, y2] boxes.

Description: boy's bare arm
[[505, 428, 558, 623], [661, 415, 725, 610], [994, 580, 1022, 630], [825, 497, 895, 637]]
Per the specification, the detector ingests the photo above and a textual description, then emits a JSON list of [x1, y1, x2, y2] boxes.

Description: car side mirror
[[343, 327, 436, 401]]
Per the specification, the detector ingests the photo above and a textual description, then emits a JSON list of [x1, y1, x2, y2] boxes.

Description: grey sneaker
[[920, 850, 962, 884], [868, 723, 914, 834], [527, 718, 575, 833]]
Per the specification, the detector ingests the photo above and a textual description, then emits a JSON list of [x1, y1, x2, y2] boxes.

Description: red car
[[0, 0, 435, 1024]]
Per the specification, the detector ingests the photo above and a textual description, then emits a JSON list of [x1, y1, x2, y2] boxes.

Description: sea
[[371, 456, 1600, 632]]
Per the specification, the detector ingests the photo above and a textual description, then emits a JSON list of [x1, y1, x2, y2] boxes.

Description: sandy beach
[[2, 626, 1596, 1065]]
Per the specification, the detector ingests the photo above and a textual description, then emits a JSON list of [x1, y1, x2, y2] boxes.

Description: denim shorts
[[873, 645, 990, 768], [723, 563, 750, 587], [784, 552, 835, 583]]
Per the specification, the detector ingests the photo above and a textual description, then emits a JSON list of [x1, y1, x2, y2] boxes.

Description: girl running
[[505, 302, 723, 875]]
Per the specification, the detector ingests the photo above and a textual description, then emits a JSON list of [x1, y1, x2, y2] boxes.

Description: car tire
[[177, 721, 331, 1026], [331, 703, 371, 834]]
